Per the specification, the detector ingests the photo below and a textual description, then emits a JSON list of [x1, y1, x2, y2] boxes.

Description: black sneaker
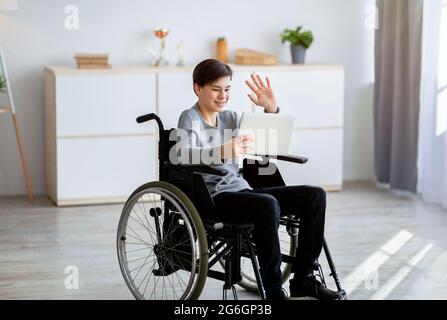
[[290, 275, 340, 300], [266, 288, 289, 301]]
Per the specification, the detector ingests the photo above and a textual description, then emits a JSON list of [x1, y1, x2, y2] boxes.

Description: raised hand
[[245, 74, 278, 113]]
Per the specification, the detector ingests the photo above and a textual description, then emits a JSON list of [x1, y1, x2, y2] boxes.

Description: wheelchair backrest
[[158, 128, 216, 216], [159, 129, 176, 163]]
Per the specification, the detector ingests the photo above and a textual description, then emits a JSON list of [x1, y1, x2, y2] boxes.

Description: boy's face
[[194, 76, 231, 112]]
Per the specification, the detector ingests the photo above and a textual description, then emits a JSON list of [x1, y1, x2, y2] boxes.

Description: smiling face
[[194, 76, 231, 113]]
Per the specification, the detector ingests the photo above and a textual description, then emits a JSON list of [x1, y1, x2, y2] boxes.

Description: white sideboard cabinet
[[45, 65, 344, 206]]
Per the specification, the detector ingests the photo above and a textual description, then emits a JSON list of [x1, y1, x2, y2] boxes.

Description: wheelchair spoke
[[129, 209, 150, 233], [129, 254, 156, 274], [162, 233, 191, 251], [125, 229, 152, 246], [126, 246, 152, 253], [138, 258, 157, 290], [134, 199, 158, 244], [129, 207, 158, 246], [126, 255, 152, 264], [171, 266, 189, 290], [125, 221, 153, 247], [130, 257, 156, 276], [165, 271, 180, 299], [138, 193, 153, 232], [135, 195, 159, 241], [133, 207, 157, 245], [147, 193, 163, 242], [129, 248, 154, 275], [141, 270, 152, 298], [134, 199, 151, 229], [163, 205, 179, 240], [168, 253, 196, 270], [161, 221, 187, 245], [162, 242, 193, 254], [129, 197, 167, 249], [124, 242, 150, 246], [148, 270, 163, 299]]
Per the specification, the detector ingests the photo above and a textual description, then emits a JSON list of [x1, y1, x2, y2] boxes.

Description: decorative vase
[[154, 28, 170, 66], [216, 37, 228, 63], [291, 44, 306, 64]]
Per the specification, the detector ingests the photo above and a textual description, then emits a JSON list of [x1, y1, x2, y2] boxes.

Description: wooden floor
[[0, 181, 446, 300]]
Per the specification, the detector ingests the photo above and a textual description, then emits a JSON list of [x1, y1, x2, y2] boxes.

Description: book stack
[[74, 53, 111, 69]]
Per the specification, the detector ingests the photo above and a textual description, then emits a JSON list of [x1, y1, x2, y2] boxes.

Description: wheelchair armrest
[[255, 154, 308, 164], [164, 161, 228, 177], [276, 154, 308, 164]]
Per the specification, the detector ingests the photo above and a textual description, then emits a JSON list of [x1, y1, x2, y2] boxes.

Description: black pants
[[213, 185, 326, 295]]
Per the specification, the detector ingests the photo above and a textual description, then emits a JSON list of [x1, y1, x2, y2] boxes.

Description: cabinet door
[[56, 74, 157, 137], [57, 135, 157, 201], [276, 129, 343, 189], [265, 69, 344, 128], [158, 72, 198, 130]]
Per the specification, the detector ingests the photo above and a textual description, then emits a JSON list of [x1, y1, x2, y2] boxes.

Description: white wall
[[0, 0, 375, 196]]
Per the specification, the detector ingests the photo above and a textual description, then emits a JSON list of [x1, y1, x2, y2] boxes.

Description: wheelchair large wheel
[[237, 218, 298, 293], [117, 181, 208, 300]]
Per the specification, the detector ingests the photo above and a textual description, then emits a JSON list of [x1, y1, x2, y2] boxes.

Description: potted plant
[[280, 26, 314, 64], [0, 75, 6, 93]]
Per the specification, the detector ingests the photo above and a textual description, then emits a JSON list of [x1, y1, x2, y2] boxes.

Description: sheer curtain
[[418, 0, 447, 209]]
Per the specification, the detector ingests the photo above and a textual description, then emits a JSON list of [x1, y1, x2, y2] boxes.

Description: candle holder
[[154, 28, 169, 66]]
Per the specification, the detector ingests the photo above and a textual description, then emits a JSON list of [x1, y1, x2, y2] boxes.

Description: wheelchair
[[116, 113, 347, 300]]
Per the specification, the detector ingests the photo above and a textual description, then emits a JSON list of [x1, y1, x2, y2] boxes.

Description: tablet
[[239, 112, 295, 155]]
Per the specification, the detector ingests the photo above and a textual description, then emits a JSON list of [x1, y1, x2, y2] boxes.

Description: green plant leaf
[[280, 26, 314, 48], [299, 31, 314, 49]]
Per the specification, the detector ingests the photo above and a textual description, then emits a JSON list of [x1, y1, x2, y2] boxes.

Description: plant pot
[[290, 44, 306, 64]]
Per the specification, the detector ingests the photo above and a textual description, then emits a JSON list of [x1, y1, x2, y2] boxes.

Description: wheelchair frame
[[116, 113, 347, 300]]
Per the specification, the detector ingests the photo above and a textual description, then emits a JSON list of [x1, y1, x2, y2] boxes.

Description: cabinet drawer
[[56, 74, 156, 136], [265, 69, 344, 128], [56, 136, 157, 201], [276, 129, 343, 189]]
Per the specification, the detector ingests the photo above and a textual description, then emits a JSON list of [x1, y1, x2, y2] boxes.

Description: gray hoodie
[[176, 103, 252, 197]]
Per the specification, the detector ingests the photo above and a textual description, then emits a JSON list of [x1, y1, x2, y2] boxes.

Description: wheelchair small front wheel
[[117, 181, 208, 300]]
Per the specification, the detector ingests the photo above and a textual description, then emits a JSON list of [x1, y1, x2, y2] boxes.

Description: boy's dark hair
[[193, 59, 233, 87]]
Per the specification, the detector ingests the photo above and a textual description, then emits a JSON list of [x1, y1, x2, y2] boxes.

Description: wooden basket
[[234, 49, 277, 65], [74, 53, 110, 69]]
